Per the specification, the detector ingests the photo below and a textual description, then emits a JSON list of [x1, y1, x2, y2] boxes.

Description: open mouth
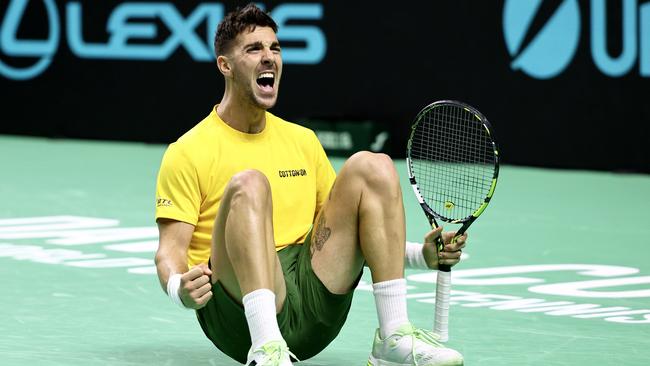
[[256, 72, 275, 92]]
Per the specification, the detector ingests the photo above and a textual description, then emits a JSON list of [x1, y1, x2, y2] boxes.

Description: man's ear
[[217, 55, 231, 76]]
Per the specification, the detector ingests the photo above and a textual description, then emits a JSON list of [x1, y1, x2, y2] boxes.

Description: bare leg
[[311, 151, 406, 293], [210, 169, 286, 310]]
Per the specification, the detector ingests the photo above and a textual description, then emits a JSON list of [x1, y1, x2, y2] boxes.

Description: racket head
[[406, 100, 499, 225]]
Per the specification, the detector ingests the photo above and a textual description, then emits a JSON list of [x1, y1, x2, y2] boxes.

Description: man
[[155, 4, 466, 366]]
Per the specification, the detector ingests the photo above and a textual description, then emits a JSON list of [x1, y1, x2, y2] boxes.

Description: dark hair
[[214, 3, 278, 57]]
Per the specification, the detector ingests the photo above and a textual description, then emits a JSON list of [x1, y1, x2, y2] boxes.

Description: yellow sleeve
[[155, 143, 201, 225], [312, 132, 336, 215]]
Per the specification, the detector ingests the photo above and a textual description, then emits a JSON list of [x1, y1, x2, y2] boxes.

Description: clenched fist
[[179, 263, 213, 309]]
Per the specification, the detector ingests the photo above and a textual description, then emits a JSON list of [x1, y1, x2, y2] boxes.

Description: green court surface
[[1, 135, 649, 365]]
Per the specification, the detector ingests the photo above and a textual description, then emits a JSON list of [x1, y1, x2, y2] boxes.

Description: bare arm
[[155, 218, 213, 308], [155, 218, 194, 290]]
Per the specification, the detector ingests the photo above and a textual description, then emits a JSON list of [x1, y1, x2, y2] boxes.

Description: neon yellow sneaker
[[246, 340, 295, 366], [367, 324, 464, 366]]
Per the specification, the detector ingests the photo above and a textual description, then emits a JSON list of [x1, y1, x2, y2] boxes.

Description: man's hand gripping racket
[[406, 100, 499, 342]]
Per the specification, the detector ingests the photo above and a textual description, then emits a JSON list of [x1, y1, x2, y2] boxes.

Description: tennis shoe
[[367, 324, 463, 366], [246, 340, 295, 366]]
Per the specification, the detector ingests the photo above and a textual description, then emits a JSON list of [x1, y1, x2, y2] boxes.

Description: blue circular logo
[[503, 0, 581, 79], [0, 0, 60, 80]]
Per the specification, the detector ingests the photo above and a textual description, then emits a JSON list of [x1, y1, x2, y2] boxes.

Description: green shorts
[[196, 232, 362, 363]]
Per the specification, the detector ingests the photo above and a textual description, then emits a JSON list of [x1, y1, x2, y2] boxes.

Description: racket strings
[[409, 104, 496, 220]]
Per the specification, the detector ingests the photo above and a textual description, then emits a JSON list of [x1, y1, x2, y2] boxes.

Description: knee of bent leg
[[347, 151, 400, 191], [226, 169, 271, 207]]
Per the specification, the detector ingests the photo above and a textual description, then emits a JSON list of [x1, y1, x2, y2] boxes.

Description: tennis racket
[[406, 100, 499, 342]]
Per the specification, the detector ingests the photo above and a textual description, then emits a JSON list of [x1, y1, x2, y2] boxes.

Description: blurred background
[[1, 0, 648, 173]]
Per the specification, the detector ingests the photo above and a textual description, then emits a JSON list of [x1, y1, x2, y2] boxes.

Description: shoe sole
[[367, 354, 464, 366], [367, 355, 406, 366]]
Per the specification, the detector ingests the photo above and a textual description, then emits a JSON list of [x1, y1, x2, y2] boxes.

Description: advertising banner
[[1, 0, 648, 172]]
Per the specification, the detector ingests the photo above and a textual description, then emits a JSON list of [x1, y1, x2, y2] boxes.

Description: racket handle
[[434, 269, 451, 342]]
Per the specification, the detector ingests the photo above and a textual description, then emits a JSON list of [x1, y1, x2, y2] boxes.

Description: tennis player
[[154, 4, 466, 366]]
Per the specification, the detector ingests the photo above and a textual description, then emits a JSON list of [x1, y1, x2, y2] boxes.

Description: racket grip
[[434, 269, 451, 342]]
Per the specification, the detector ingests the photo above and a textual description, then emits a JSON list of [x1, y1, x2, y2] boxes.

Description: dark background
[[1, 0, 648, 173]]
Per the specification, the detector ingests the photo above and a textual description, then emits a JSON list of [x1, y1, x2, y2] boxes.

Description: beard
[[231, 70, 279, 111]]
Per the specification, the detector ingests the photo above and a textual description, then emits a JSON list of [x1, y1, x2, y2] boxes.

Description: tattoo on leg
[[312, 214, 331, 254]]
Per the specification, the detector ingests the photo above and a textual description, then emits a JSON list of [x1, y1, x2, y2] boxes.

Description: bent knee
[[225, 170, 271, 204], [229, 169, 270, 190], [346, 151, 399, 188]]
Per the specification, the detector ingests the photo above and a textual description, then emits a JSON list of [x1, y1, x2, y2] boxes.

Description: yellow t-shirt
[[155, 107, 336, 267]]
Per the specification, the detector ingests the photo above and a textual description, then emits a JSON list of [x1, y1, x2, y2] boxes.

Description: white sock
[[243, 288, 283, 350], [373, 278, 410, 339]]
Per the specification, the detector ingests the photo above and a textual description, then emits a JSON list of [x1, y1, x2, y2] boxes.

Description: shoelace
[[400, 327, 444, 366], [252, 341, 299, 366]]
